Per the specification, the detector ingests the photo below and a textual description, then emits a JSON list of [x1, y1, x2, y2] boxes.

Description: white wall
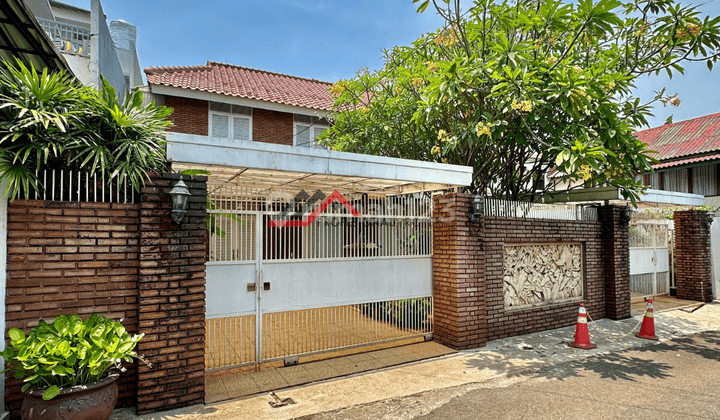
[[711, 217, 720, 299], [64, 54, 92, 86], [0, 181, 8, 414]]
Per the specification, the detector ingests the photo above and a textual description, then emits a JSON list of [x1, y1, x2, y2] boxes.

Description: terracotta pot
[[21, 373, 119, 420]]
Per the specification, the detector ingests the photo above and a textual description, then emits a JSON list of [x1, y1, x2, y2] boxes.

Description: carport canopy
[[166, 133, 473, 195]]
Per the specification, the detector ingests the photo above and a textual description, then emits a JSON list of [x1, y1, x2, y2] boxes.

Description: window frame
[[293, 122, 328, 148], [208, 103, 253, 142]]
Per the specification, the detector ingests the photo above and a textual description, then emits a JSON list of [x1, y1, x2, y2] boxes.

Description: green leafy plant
[[0, 59, 172, 200], [0, 314, 145, 401]]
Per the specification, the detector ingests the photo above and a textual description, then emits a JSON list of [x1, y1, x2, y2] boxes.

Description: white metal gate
[[629, 220, 671, 298], [204, 187, 434, 370]]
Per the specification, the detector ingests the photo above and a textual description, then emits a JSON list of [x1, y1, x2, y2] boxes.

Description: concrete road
[[303, 330, 720, 420]]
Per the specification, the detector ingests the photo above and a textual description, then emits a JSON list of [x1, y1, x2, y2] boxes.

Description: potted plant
[[0, 314, 145, 420]]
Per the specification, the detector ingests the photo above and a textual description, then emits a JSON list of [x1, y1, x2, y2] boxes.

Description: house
[[634, 112, 720, 209], [143, 61, 334, 148], [0, 0, 69, 72], [25, 0, 143, 95]]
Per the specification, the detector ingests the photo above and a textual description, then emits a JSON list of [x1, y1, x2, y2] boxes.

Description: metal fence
[[24, 169, 137, 204], [207, 187, 432, 262], [485, 198, 598, 221], [37, 18, 91, 57]]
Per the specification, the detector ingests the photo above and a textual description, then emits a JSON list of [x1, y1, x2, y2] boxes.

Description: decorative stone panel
[[503, 243, 584, 310]]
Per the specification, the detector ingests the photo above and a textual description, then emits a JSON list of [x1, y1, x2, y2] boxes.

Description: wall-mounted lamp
[[169, 179, 191, 224], [470, 195, 484, 223]]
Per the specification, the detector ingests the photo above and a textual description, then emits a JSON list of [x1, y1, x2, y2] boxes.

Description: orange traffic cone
[[635, 298, 659, 341], [568, 303, 597, 349]]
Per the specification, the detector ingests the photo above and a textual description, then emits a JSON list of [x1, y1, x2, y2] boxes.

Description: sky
[[58, 0, 720, 129]]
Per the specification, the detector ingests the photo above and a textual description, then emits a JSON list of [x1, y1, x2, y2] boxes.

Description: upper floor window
[[294, 114, 328, 148], [210, 102, 252, 141]]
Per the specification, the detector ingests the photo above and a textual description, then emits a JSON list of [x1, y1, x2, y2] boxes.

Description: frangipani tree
[[321, 0, 720, 202]]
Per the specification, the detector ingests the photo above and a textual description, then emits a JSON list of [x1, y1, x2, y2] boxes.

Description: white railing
[[207, 186, 432, 262], [485, 198, 598, 221], [37, 18, 91, 57], [27, 169, 136, 204]]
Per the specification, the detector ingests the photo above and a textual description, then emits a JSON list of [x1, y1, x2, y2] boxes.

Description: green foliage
[[321, 0, 720, 203], [0, 59, 173, 200], [0, 314, 145, 400]]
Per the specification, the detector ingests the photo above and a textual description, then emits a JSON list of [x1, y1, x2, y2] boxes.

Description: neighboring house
[[25, 0, 143, 95], [635, 112, 720, 208], [1, 0, 70, 72], [143, 61, 333, 148]]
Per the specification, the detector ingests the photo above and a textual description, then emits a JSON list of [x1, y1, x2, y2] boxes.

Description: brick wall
[[165, 96, 208, 136], [674, 210, 713, 302], [483, 216, 605, 341], [432, 194, 486, 350], [253, 108, 293, 145], [5, 200, 140, 418], [598, 206, 631, 319], [431, 194, 631, 348], [136, 173, 207, 413]]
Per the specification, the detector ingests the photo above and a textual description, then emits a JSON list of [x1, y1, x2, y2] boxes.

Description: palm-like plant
[[0, 60, 81, 199], [0, 59, 173, 200]]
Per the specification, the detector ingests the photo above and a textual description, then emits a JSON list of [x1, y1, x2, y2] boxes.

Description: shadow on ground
[[463, 317, 720, 383]]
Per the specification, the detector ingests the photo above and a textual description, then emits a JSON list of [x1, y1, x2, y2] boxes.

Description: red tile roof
[[145, 61, 335, 111], [652, 153, 720, 169], [635, 112, 720, 168]]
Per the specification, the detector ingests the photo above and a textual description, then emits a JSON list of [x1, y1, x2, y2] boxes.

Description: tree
[[320, 0, 720, 202], [0, 60, 172, 200]]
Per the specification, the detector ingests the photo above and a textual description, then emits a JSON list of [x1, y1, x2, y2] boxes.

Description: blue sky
[[61, 0, 720, 129]]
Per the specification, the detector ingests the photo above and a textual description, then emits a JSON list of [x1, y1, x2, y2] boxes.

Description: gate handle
[[264, 282, 271, 291]]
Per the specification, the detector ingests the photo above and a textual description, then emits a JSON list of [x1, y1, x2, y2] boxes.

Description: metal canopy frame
[[167, 133, 473, 195]]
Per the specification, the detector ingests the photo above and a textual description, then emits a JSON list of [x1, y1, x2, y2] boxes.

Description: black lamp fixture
[[470, 195, 484, 223], [169, 179, 191, 224]]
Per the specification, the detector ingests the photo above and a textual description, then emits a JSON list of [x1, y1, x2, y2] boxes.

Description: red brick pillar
[[432, 193, 486, 349], [136, 173, 207, 413], [674, 210, 713, 302], [598, 205, 631, 320]]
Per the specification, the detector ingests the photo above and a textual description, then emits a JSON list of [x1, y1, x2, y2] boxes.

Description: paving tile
[[277, 365, 314, 386], [221, 373, 261, 399], [249, 368, 290, 392], [372, 353, 405, 367], [204, 375, 229, 404], [304, 361, 342, 381]]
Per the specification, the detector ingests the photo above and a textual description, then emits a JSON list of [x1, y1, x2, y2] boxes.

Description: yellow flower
[[573, 65, 582, 73], [412, 77, 424, 88], [360, 106, 369, 114], [687, 23, 701, 36], [475, 122, 491, 137], [438, 129, 448, 141], [545, 56, 558, 65], [431, 146, 442, 156], [511, 99, 533, 112], [434, 28, 458, 47], [330, 81, 348, 97], [675, 28, 689, 39], [608, 81, 616, 89], [442, 158, 449, 163], [427, 61, 439, 72]]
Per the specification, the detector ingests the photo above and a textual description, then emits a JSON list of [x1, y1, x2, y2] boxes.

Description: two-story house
[[143, 61, 333, 149], [634, 112, 720, 209]]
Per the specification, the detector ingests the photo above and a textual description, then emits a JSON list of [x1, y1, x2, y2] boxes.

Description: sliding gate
[[205, 187, 434, 370], [629, 220, 671, 298]]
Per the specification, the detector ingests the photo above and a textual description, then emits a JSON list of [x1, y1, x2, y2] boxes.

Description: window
[[294, 114, 328, 148], [209, 102, 252, 141]]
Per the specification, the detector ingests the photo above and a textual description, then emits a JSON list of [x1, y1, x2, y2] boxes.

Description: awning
[[167, 133, 473, 195]]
